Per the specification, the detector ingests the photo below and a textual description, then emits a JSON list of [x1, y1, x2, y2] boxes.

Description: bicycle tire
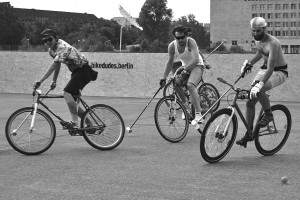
[[154, 96, 189, 143], [197, 93, 213, 134], [198, 83, 220, 113], [255, 104, 292, 156], [81, 104, 125, 150], [5, 107, 56, 155], [200, 108, 238, 163]]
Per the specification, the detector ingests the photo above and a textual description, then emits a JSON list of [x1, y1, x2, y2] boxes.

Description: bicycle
[[163, 68, 220, 113], [200, 75, 292, 163], [154, 68, 213, 143], [5, 88, 125, 155]]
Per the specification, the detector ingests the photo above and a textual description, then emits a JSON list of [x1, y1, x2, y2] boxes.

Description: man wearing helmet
[[159, 25, 206, 125], [33, 29, 98, 129], [236, 17, 288, 147]]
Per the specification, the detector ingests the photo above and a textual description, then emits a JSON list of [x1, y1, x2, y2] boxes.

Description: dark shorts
[[64, 65, 92, 95]]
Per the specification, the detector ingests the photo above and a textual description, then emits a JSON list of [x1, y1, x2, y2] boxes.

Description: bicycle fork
[[216, 107, 235, 138]]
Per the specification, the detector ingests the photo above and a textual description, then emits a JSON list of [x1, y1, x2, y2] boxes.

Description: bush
[[230, 45, 244, 53]]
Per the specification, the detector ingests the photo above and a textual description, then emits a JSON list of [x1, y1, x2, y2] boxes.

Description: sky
[[5, 0, 210, 23]]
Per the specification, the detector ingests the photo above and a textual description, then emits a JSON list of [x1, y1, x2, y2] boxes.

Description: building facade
[[211, 0, 300, 53]]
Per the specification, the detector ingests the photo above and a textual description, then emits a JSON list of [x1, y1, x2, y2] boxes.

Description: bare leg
[[64, 91, 79, 124], [187, 82, 201, 112], [245, 98, 258, 130]]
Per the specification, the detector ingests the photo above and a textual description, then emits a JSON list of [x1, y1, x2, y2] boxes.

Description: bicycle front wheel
[[255, 104, 292, 156], [154, 96, 189, 143], [5, 107, 56, 155], [200, 108, 237, 163], [198, 83, 220, 113], [81, 104, 125, 150]]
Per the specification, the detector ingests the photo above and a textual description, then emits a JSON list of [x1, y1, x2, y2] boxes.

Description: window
[[291, 45, 300, 54], [252, 4, 258, 10], [275, 4, 281, 10], [283, 13, 289, 19], [267, 22, 273, 27], [260, 13, 265, 18], [275, 31, 281, 36], [275, 13, 281, 19], [291, 13, 296, 18], [283, 22, 289, 28], [282, 45, 288, 54], [232, 41, 237, 45], [290, 30, 296, 36], [291, 4, 296, 9], [283, 4, 289, 10], [267, 30, 273, 35], [283, 31, 288, 36], [291, 21, 296, 27], [267, 4, 272, 10], [267, 13, 273, 19], [252, 13, 258, 18], [260, 4, 265, 10], [275, 22, 281, 27]]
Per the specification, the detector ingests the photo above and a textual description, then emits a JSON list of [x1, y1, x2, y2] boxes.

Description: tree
[[138, 0, 172, 43], [173, 14, 210, 49], [0, 5, 25, 48]]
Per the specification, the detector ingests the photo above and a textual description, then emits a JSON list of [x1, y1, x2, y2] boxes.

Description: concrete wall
[[0, 52, 298, 102]]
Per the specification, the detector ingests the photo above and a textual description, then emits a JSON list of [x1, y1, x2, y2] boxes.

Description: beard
[[253, 32, 264, 41]]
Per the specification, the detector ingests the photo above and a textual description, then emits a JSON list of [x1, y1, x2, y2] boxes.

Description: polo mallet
[[205, 39, 227, 60], [126, 86, 163, 133]]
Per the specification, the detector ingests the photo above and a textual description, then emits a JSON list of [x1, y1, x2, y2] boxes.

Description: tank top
[[174, 37, 204, 67]]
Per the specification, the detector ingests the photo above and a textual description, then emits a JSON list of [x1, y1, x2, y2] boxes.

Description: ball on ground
[[126, 127, 132, 133], [281, 176, 289, 184]]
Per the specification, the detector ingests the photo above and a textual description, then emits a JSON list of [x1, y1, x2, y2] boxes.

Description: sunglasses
[[175, 35, 186, 40], [42, 37, 53, 43]]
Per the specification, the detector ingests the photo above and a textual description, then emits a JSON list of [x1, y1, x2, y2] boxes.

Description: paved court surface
[[0, 93, 299, 200]]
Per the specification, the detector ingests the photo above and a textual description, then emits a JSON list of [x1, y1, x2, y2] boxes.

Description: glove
[[250, 81, 264, 99], [50, 81, 56, 90], [33, 81, 41, 90], [159, 78, 166, 87], [241, 60, 253, 77], [203, 60, 211, 69]]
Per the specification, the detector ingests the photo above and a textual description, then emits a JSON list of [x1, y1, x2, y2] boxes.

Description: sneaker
[[191, 113, 205, 125], [236, 133, 254, 148], [257, 113, 273, 127], [60, 120, 79, 130]]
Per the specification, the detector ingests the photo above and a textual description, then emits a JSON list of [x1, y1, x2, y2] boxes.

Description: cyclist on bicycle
[[236, 17, 288, 147], [159, 25, 206, 125], [33, 29, 98, 129]]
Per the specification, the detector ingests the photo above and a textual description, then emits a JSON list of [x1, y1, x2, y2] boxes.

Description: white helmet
[[250, 17, 267, 28]]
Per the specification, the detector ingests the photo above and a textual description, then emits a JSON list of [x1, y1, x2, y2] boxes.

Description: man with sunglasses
[[160, 25, 206, 126], [236, 17, 288, 147], [33, 29, 98, 129]]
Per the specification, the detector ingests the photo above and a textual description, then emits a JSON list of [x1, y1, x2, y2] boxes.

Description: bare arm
[[52, 61, 61, 82], [38, 61, 61, 83], [163, 43, 176, 78], [249, 51, 263, 65]]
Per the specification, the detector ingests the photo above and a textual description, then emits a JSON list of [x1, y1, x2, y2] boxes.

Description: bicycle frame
[[217, 76, 265, 138], [28, 89, 103, 132]]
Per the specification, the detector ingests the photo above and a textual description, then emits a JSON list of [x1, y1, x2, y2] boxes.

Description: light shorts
[[252, 69, 287, 92], [187, 65, 204, 87]]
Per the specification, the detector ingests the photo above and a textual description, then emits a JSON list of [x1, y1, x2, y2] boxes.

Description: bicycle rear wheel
[[81, 104, 125, 150], [198, 83, 220, 113], [200, 108, 237, 163], [255, 104, 292, 156], [5, 107, 56, 155], [154, 96, 189, 143]]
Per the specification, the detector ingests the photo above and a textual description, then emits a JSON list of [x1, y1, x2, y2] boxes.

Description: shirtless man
[[160, 25, 205, 125], [236, 17, 288, 147]]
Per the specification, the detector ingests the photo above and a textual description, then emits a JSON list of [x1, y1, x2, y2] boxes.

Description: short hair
[[172, 25, 188, 36], [250, 17, 267, 28]]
